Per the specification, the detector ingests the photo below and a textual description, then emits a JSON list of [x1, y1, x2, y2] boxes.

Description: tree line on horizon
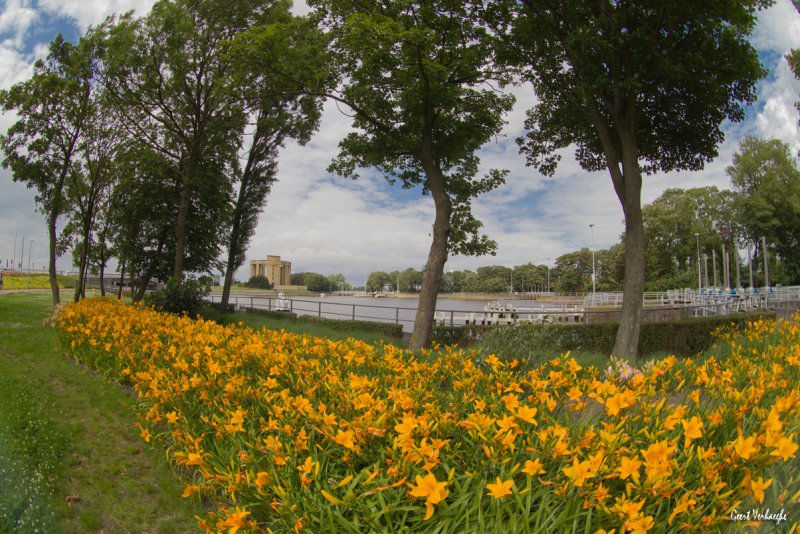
[[2, 0, 794, 359], [362, 146, 800, 296]]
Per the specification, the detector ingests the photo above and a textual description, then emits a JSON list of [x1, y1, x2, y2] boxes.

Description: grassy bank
[[1, 274, 77, 290], [0, 292, 204, 533], [212, 309, 399, 345], [55, 298, 800, 532]]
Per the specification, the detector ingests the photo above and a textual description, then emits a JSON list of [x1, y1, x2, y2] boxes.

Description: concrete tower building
[[249, 255, 292, 287]]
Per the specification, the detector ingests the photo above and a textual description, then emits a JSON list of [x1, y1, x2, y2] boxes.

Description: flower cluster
[[54, 299, 800, 532]]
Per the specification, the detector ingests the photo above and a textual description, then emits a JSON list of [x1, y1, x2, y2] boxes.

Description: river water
[[220, 293, 569, 332]]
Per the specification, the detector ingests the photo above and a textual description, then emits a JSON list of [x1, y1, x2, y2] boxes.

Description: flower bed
[[54, 298, 800, 532]]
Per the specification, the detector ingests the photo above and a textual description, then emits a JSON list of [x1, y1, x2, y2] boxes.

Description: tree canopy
[[311, 0, 514, 348], [486, 0, 770, 359], [727, 136, 800, 282], [0, 34, 96, 306]]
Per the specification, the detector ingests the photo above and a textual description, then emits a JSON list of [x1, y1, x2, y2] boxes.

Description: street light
[[26, 240, 33, 288], [12, 221, 18, 273], [695, 233, 701, 291], [589, 224, 596, 305], [546, 258, 551, 295]]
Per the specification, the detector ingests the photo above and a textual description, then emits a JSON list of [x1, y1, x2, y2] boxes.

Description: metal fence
[[208, 292, 799, 333], [208, 295, 424, 331]]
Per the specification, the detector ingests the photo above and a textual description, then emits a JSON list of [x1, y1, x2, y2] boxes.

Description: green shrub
[[431, 324, 494, 347], [145, 277, 210, 318], [473, 311, 776, 366], [245, 307, 403, 339], [246, 275, 272, 289], [302, 316, 403, 340], [246, 308, 299, 320]]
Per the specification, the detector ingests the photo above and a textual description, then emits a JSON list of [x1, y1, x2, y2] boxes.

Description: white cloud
[[4, 0, 800, 283], [755, 57, 800, 153], [37, 0, 156, 30], [0, 42, 34, 90], [752, 0, 800, 52], [291, 0, 312, 16], [0, 0, 38, 47]]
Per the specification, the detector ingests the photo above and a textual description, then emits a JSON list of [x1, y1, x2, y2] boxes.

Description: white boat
[[275, 292, 291, 312]]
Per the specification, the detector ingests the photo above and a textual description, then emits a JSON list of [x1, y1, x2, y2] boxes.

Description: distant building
[[250, 255, 292, 286]]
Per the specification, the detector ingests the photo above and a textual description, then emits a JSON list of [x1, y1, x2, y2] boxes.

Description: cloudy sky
[[1, 1, 799, 285]]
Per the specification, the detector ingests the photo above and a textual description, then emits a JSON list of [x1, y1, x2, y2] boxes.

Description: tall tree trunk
[[610, 150, 645, 361], [74, 226, 91, 302], [117, 261, 126, 300], [221, 176, 249, 309], [409, 138, 451, 350], [99, 263, 105, 296], [586, 100, 644, 362], [221, 252, 237, 310], [47, 212, 60, 306], [136, 241, 166, 302], [81, 258, 89, 299], [173, 184, 190, 280], [173, 158, 196, 280], [134, 274, 152, 302]]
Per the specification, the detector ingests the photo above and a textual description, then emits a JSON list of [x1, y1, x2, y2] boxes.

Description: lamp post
[[27, 240, 33, 288], [695, 233, 701, 291], [762, 236, 769, 290], [589, 224, 596, 305], [546, 258, 551, 295], [12, 221, 18, 273]]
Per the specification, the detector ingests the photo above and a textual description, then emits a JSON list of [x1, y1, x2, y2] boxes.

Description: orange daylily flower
[[486, 477, 514, 498]]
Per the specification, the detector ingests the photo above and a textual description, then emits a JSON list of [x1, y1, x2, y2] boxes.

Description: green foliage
[[106, 146, 168, 281], [244, 307, 403, 340], [0, 292, 205, 531], [431, 324, 493, 347], [365, 271, 389, 292], [0, 34, 97, 305], [492, 0, 770, 178], [727, 136, 800, 284], [245, 275, 272, 289], [145, 277, 211, 318], [474, 265, 512, 293], [293, 272, 330, 292], [327, 273, 350, 292], [301, 316, 403, 340], [475, 312, 776, 368], [315, 0, 514, 254], [0, 274, 76, 290], [642, 186, 737, 286], [511, 263, 547, 293], [644, 269, 696, 293], [488, 0, 770, 358], [394, 268, 423, 293], [95, 0, 276, 279], [0, 376, 65, 533], [313, 0, 515, 346], [220, 15, 327, 305]]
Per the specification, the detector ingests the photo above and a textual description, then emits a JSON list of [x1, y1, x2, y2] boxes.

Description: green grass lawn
[[1, 274, 77, 290], [214, 309, 398, 345], [0, 292, 205, 533]]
